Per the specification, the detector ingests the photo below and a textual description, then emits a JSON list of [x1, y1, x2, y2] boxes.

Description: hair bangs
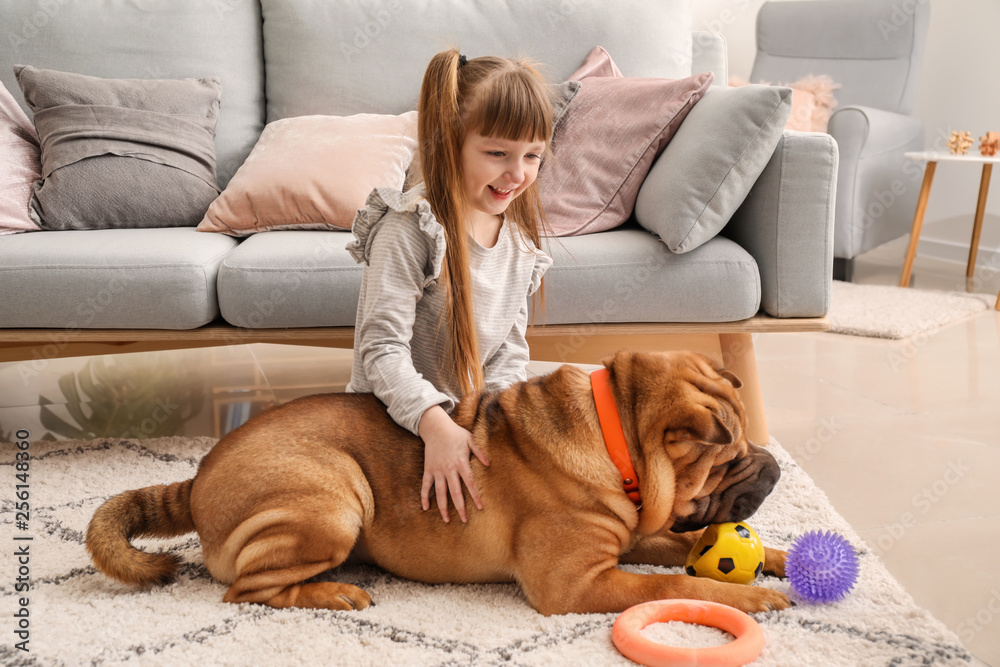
[[464, 67, 553, 146]]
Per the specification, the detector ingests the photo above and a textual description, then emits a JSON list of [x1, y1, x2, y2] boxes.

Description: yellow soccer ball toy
[[685, 522, 765, 585]]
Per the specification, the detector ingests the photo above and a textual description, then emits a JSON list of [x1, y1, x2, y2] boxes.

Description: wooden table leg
[[719, 332, 768, 446], [900, 161, 937, 287], [966, 163, 993, 290]]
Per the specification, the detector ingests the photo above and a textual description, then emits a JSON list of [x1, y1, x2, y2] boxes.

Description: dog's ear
[[665, 403, 736, 446], [718, 368, 743, 389], [601, 349, 635, 374], [689, 353, 743, 390]]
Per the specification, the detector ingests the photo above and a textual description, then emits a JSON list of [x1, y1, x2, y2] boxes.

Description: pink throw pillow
[[784, 88, 817, 133], [729, 75, 839, 133], [539, 46, 713, 237], [1, 81, 41, 234], [199, 111, 417, 235]]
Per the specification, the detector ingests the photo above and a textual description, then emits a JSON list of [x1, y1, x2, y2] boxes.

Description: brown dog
[[86, 350, 791, 615]]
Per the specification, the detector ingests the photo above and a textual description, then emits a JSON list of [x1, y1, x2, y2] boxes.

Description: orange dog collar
[[591, 368, 641, 507]]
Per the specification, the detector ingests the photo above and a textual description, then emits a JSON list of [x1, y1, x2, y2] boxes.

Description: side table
[[899, 151, 1000, 311]]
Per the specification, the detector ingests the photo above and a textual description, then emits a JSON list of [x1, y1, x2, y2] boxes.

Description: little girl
[[346, 50, 554, 523]]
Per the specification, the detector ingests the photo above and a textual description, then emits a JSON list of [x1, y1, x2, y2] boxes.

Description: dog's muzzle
[[670, 444, 781, 533]]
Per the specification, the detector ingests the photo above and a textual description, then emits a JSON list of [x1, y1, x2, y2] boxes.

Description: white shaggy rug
[[0, 436, 972, 666], [828, 281, 994, 339]]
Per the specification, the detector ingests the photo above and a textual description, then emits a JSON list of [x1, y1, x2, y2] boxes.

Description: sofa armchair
[[0, 0, 837, 445], [750, 0, 930, 282]]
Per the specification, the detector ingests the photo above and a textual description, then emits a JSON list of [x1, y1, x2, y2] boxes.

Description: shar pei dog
[[87, 350, 791, 615]]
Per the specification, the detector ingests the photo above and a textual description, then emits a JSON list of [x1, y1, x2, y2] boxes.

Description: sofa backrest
[[0, 0, 265, 187], [261, 0, 694, 122], [1, 0, 698, 185]]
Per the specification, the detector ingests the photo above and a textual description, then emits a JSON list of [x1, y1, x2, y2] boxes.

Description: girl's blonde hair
[[417, 49, 552, 396]]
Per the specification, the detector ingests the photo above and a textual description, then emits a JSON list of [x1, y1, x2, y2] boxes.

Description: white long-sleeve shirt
[[346, 186, 551, 435]]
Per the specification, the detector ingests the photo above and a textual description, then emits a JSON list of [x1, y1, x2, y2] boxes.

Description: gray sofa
[[0, 0, 836, 444]]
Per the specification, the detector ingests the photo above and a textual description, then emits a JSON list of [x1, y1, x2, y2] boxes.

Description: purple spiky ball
[[786, 530, 859, 603]]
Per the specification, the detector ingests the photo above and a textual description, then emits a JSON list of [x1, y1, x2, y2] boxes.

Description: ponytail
[[418, 49, 483, 395]]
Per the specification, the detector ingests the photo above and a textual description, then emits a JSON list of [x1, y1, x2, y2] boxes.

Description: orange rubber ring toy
[[612, 599, 765, 667]]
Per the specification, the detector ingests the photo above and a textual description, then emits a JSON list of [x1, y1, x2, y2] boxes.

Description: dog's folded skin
[[86, 350, 791, 615]]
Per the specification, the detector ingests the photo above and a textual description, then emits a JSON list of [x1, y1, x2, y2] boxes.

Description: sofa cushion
[[0, 80, 40, 235], [217, 231, 362, 328], [199, 112, 418, 236], [539, 47, 713, 236], [635, 84, 792, 254], [216, 227, 760, 328], [15, 66, 222, 231], [0, 228, 236, 329], [540, 229, 761, 324], [0, 0, 264, 188], [260, 0, 692, 121]]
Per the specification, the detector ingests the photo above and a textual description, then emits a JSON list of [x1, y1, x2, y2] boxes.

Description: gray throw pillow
[[550, 80, 580, 129], [14, 65, 222, 230], [635, 84, 792, 253]]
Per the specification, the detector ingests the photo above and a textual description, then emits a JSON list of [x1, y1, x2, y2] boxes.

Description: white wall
[[692, 0, 1000, 270]]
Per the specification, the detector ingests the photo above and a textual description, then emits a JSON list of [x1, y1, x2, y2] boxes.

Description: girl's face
[[460, 133, 546, 224]]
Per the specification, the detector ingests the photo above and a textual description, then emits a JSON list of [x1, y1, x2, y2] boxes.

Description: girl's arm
[[355, 211, 488, 522], [354, 213, 453, 434]]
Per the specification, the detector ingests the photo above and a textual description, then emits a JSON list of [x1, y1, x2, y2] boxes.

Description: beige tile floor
[[1, 236, 997, 665], [757, 237, 999, 667]]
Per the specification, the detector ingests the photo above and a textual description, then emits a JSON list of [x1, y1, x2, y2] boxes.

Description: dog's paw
[[738, 586, 792, 613], [328, 584, 373, 611], [291, 582, 373, 611]]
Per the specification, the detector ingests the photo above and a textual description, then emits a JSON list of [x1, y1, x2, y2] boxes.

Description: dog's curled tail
[[86, 480, 195, 587]]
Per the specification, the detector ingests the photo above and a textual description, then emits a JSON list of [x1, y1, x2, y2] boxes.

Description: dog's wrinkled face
[[610, 351, 781, 534], [667, 441, 780, 533]]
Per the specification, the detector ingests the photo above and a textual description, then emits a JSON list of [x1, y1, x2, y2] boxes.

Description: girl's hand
[[418, 405, 490, 523]]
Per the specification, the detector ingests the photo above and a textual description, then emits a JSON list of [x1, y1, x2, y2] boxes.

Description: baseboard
[[917, 236, 1000, 267]]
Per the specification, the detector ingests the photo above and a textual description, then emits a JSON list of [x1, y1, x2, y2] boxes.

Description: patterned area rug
[[1, 436, 972, 666], [828, 281, 994, 339]]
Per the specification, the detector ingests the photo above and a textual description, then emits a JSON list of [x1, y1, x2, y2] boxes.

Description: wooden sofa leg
[[718, 332, 770, 445]]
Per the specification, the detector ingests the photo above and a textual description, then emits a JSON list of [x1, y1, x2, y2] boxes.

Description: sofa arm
[[827, 105, 926, 258], [691, 31, 727, 83], [723, 131, 839, 318]]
